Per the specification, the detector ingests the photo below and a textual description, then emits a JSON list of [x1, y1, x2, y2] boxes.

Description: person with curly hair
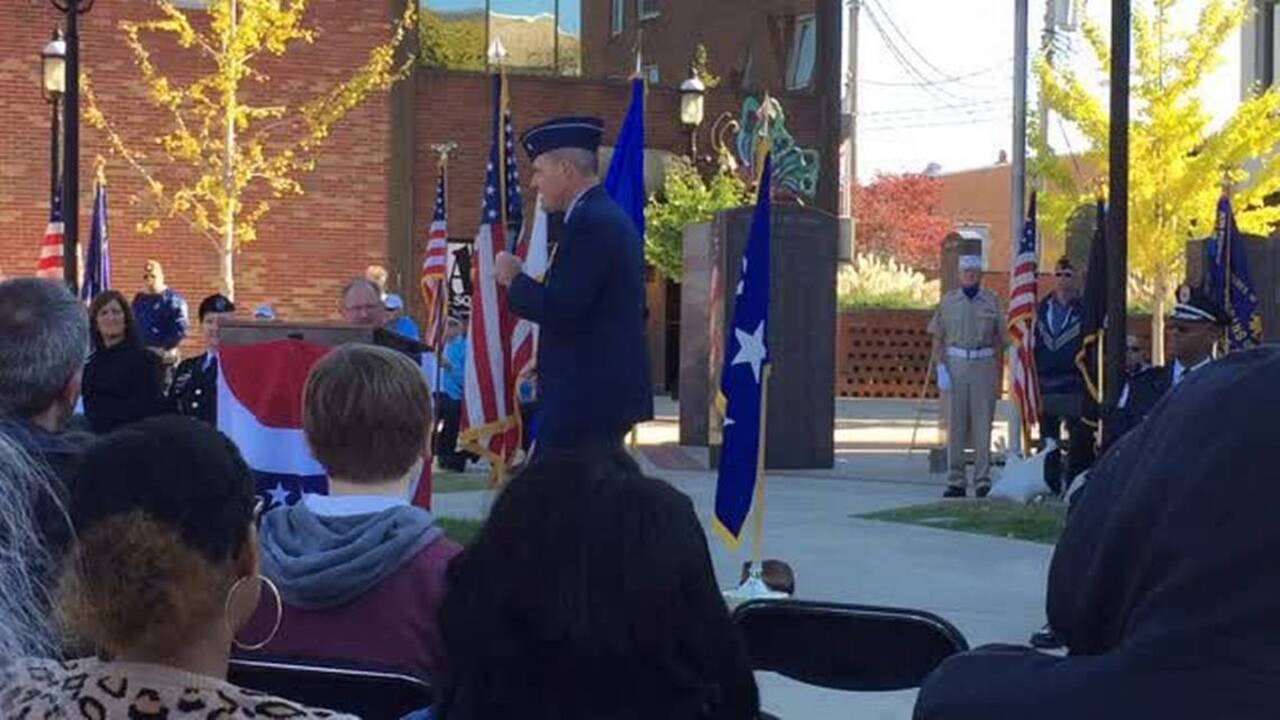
[[0, 417, 354, 718]]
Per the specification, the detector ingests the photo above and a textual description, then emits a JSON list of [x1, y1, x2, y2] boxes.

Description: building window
[[171, 0, 211, 7], [639, 0, 660, 20], [612, 0, 626, 36], [786, 14, 817, 90], [420, 0, 581, 76], [643, 64, 660, 85]]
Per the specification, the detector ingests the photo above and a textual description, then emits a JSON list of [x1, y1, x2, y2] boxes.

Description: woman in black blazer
[[82, 290, 166, 434]]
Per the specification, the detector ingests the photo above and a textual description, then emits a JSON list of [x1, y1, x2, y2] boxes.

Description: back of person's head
[[0, 278, 88, 420], [1050, 346, 1280, 660], [87, 289, 140, 351], [303, 344, 432, 483], [439, 450, 759, 720], [0, 432, 61, 661], [59, 416, 258, 658]]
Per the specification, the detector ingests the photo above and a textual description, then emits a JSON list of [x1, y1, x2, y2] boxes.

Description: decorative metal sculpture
[[734, 95, 820, 200]]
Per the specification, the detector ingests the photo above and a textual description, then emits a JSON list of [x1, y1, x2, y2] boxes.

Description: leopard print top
[[0, 657, 359, 719]]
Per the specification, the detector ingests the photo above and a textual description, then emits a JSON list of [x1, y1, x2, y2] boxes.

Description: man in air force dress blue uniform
[[495, 116, 653, 451]]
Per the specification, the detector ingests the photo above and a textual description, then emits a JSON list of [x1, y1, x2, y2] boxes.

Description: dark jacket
[[169, 352, 218, 425], [1107, 365, 1174, 445], [82, 342, 168, 434], [914, 348, 1280, 720], [132, 288, 189, 350], [0, 417, 88, 560], [1033, 295, 1084, 397], [508, 185, 653, 448]]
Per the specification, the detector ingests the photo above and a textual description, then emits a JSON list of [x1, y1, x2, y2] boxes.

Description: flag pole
[[428, 143, 455, 470], [750, 366, 772, 570]]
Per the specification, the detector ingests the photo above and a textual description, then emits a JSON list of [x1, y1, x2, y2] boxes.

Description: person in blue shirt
[[495, 116, 653, 452], [384, 293, 421, 341], [131, 259, 189, 384], [435, 316, 470, 472]]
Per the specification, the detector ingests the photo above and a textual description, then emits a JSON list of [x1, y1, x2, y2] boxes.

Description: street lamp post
[[41, 29, 66, 212], [679, 69, 707, 159], [52, 0, 94, 292]]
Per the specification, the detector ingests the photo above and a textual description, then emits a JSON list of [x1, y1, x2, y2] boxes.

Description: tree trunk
[[221, 242, 235, 300], [220, 0, 239, 301], [1151, 272, 1168, 366]]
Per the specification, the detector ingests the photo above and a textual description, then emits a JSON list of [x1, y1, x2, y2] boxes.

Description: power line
[[862, 113, 1013, 133], [861, 3, 996, 117], [857, 96, 1011, 117], [866, 0, 1000, 93], [860, 58, 1014, 87]]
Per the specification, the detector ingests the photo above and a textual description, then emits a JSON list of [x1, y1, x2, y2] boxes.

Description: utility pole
[[844, 0, 859, 218], [816, 0, 842, 216], [1009, 0, 1029, 457], [1103, 0, 1130, 446]]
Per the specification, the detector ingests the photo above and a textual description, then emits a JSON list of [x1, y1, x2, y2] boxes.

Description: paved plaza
[[435, 397, 1051, 719]]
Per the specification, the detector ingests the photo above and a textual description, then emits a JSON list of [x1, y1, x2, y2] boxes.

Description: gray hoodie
[[258, 497, 443, 609]]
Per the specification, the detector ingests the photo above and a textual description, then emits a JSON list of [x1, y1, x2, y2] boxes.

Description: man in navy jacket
[[496, 116, 653, 451]]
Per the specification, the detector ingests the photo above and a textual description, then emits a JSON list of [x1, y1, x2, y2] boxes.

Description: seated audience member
[[914, 347, 1280, 720], [0, 432, 62, 665], [83, 290, 167, 434], [0, 417, 354, 718], [430, 450, 760, 720], [243, 344, 460, 678], [0, 278, 90, 556]]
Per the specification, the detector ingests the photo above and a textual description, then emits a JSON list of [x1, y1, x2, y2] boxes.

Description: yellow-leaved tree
[[1035, 0, 1280, 362], [85, 0, 416, 299]]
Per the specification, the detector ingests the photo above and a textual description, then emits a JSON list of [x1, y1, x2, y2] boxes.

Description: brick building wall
[[581, 0, 815, 92], [413, 69, 820, 239], [0, 1, 818, 357], [0, 0, 400, 346]]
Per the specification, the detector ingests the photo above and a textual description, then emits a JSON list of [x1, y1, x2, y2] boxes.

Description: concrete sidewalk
[[434, 475, 1050, 720], [433, 397, 1050, 719]]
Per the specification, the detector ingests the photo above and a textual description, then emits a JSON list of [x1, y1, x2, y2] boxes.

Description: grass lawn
[[433, 470, 490, 494], [438, 516, 485, 546], [859, 499, 1067, 545]]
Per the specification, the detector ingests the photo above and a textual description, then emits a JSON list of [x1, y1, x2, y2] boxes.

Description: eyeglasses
[[1054, 272, 1074, 278], [1126, 346, 1141, 353], [344, 303, 383, 314]]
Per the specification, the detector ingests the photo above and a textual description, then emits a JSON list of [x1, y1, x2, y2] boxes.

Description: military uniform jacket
[[929, 287, 1007, 351], [508, 185, 653, 446], [1109, 365, 1174, 443], [132, 289, 190, 350], [170, 352, 218, 425]]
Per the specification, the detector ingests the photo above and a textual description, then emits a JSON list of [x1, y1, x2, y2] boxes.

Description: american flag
[[421, 169, 449, 349], [1008, 192, 1041, 449], [459, 73, 524, 474], [511, 195, 549, 387], [36, 187, 64, 280]]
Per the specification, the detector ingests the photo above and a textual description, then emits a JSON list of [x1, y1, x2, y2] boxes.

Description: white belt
[[947, 346, 994, 360]]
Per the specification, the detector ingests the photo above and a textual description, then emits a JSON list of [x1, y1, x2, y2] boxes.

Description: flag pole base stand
[[722, 568, 788, 606]]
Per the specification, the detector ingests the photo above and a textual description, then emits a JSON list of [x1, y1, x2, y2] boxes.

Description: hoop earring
[[225, 574, 283, 652]]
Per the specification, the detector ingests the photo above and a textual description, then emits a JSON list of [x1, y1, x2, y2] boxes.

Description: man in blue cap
[[494, 115, 653, 451]]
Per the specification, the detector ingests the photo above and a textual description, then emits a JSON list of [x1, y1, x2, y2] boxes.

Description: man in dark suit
[[169, 293, 235, 425], [1110, 283, 1226, 444], [495, 115, 653, 451]]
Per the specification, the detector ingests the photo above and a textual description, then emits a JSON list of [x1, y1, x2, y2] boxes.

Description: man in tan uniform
[[929, 254, 1006, 498]]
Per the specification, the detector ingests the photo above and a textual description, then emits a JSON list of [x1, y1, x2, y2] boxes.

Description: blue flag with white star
[[714, 153, 771, 546]]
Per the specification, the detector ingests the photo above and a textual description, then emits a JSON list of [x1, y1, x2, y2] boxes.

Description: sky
[[854, 0, 1243, 181], [422, 0, 581, 33]]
